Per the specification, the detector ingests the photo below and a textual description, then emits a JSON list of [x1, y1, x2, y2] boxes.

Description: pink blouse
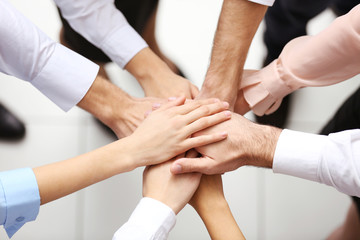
[[241, 4, 360, 116]]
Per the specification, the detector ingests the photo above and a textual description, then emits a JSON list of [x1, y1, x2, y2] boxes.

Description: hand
[[171, 112, 282, 175], [189, 174, 246, 240], [125, 47, 199, 99], [142, 71, 199, 99], [126, 96, 232, 167], [108, 96, 167, 139], [189, 174, 225, 212], [143, 158, 201, 214]]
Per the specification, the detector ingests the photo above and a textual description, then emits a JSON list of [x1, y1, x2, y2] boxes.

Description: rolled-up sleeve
[[54, 0, 148, 68], [0, 0, 99, 112], [0, 168, 40, 238], [241, 4, 360, 116]]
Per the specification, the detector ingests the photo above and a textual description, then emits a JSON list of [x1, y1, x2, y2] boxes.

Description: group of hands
[[104, 70, 278, 221]]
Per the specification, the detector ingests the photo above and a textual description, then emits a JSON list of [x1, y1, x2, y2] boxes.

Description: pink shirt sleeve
[[241, 4, 360, 116]]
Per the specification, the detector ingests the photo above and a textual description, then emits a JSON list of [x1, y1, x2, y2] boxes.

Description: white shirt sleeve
[[273, 129, 360, 197], [248, 0, 274, 7], [54, 0, 148, 68], [0, 0, 99, 111], [113, 197, 176, 240]]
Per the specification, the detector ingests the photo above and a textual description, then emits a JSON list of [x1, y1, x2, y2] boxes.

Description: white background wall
[[1, 0, 359, 239]]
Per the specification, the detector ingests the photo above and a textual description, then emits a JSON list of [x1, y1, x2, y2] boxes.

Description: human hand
[[189, 174, 225, 212], [143, 158, 201, 214], [142, 71, 199, 99], [171, 112, 282, 175], [126, 96, 231, 168], [107, 96, 167, 139]]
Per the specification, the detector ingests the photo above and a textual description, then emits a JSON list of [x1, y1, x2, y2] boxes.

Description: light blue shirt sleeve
[[0, 168, 40, 238]]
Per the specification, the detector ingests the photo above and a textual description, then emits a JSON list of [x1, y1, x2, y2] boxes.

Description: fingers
[[184, 111, 231, 136], [185, 149, 200, 158], [170, 157, 215, 175], [183, 131, 228, 150], [182, 100, 230, 124], [157, 96, 186, 111], [191, 85, 200, 98], [170, 98, 226, 116]]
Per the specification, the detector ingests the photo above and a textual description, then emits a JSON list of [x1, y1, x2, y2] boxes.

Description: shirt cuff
[[31, 43, 99, 112], [113, 197, 176, 240], [273, 129, 328, 182], [101, 24, 148, 68], [241, 61, 293, 116], [247, 0, 274, 6], [0, 168, 40, 238]]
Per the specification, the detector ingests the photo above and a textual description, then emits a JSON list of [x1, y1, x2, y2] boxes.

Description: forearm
[[125, 48, 174, 91], [77, 75, 134, 135], [273, 129, 360, 197], [54, 0, 147, 68], [195, 198, 245, 240], [33, 139, 133, 205], [241, 4, 360, 116], [201, 0, 267, 106], [0, 0, 98, 112]]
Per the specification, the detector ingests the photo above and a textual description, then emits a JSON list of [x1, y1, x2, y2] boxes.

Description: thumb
[[170, 157, 213, 175], [191, 85, 200, 99]]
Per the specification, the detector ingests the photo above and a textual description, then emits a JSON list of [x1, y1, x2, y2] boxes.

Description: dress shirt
[[241, 4, 360, 116], [0, 0, 99, 111], [0, 168, 40, 238], [54, 0, 272, 70], [249, 0, 275, 6], [113, 197, 176, 240], [273, 129, 360, 197], [54, 0, 148, 68]]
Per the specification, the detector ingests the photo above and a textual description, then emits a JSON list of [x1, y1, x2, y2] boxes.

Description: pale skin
[[142, 155, 201, 215], [34, 96, 231, 204], [190, 174, 245, 240], [171, 112, 282, 175], [197, 0, 267, 109]]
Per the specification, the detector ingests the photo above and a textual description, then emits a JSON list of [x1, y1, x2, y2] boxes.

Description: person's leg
[[0, 102, 25, 140]]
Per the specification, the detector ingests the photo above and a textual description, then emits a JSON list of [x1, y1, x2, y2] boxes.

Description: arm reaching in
[[190, 175, 245, 240], [171, 112, 281, 175], [113, 156, 202, 240], [0, 97, 230, 237], [238, 4, 360, 116], [36, 96, 231, 204], [197, 0, 268, 108]]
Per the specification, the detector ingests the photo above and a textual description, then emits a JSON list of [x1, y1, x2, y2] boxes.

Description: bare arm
[[36, 97, 231, 204], [190, 175, 245, 240], [198, 0, 267, 108]]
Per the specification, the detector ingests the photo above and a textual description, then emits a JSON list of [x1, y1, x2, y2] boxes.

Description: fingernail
[[172, 164, 182, 174], [223, 102, 229, 108], [224, 111, 231, 117], [221, 131, 228, 137], [168, 97, 177, 101], [152, 103, 161, 108]]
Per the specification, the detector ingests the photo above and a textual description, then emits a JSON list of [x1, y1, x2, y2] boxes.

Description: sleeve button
[[16, 216, 25, 222]]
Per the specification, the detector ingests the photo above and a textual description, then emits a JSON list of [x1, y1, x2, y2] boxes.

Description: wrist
[[245, 125, 282, 168], [125, 47, 173, 86]]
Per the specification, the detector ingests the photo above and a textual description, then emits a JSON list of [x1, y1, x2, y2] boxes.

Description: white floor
[[1, 0, 360, 239]]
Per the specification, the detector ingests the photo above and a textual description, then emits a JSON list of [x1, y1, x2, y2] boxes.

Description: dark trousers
[[319, 87, 360, 220]]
